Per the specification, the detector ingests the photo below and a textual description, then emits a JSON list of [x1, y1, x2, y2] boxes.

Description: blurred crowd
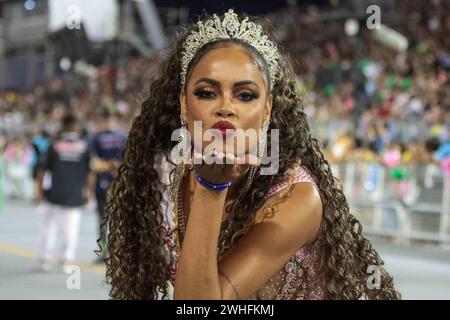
[[266, 1, 449, 175], [0, 56, 160, 200], [0, 1, 449, 204]]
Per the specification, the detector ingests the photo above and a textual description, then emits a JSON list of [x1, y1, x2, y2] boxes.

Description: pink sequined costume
[[154, 153, 326, 300]]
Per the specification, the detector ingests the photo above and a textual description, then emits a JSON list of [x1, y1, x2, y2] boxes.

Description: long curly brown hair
[[100, 11, 401, 300]]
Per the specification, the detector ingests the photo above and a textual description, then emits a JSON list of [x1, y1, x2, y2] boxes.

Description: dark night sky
[[153, 0, 329, 17]]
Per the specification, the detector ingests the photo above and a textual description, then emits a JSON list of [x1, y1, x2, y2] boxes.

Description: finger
[[224, 153, 235, 165], [204, 152, 216, 165], [213, 152, 225, 165], [193, 151, 203, 165], [186, 151, 194, 166], [238, 154, 261, 166], [212, 150, 223, 165]]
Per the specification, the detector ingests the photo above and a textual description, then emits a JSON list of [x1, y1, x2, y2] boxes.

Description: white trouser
[[37, 201, 82, 262]]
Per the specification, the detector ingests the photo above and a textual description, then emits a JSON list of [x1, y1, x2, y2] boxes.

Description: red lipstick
[[211, 121, 235, 138]]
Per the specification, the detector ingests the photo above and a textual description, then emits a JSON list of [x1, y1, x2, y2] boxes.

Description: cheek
[[239, 103, 265, 130], [185, 95, 210, 150], [233, 105, 266, 155], [185, 96, 210, 136], [185, 95, 211, 120]]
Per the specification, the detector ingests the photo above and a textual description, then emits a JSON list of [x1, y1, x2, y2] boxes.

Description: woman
[[102, 9, 401, 300]]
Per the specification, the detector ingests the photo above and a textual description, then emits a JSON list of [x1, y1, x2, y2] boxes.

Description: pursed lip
[[211, 121, 236, 137]]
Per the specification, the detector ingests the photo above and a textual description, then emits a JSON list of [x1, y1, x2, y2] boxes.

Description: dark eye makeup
[[193, 88, 216, 99], [237, 91, 259, 102], [193, 88, 259, 102]]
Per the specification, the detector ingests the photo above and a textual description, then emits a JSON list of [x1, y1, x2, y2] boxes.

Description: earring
[[258, 119, 270, 159], [169, 115, 191, 204], [175, 115, 191, 165]]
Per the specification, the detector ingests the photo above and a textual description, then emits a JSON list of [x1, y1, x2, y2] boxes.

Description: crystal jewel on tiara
[[180, 9, 280, 89]]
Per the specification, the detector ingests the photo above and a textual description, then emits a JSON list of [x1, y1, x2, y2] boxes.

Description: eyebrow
[[195, 77, 259, 88]]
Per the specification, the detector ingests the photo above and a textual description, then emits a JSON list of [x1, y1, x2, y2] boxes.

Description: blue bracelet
[[194, 173, 231, 191]]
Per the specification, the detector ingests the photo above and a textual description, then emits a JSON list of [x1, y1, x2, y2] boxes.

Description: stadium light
[[345, 18, 359, 36], [24, 0, 36, 11], [59, 57, 72, 71]]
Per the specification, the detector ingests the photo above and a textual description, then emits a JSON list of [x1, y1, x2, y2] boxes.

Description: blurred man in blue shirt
[[90, 111, 126, 263]]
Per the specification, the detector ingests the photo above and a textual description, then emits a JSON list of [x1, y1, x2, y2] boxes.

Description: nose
[[215, 98, 236, 118]]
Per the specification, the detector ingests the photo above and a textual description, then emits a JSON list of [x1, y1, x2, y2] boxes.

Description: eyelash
[[194, 89, 216, 99], [193, 89, 258, 102]]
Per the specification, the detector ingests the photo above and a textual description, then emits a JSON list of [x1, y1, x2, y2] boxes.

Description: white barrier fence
[[0, 156, 34, 202], [332, 162, 450, 246], [1, 156, 449, 246]]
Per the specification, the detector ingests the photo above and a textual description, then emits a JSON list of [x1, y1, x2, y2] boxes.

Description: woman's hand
[[192, 150, 261, 186]]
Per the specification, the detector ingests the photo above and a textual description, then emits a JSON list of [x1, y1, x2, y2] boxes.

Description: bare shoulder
[[255, 181, 323, 249], [217, 181, 324, 299]]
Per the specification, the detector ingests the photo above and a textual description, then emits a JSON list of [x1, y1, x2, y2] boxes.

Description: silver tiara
[[180, 9, 280, 90]]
